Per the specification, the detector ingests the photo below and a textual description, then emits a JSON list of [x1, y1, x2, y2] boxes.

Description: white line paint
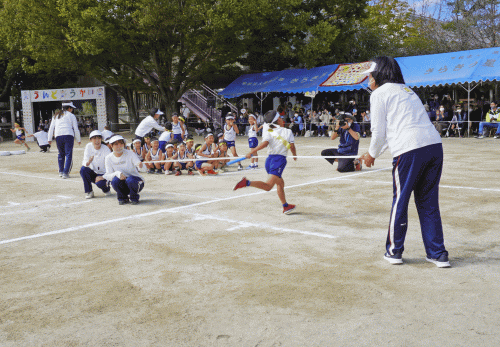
[[0, 200, 92, 217], [1, 196, 73, 209], [189, 213, 335, 239], [0, 171, 80, 183], [1, 167, 389, 245]]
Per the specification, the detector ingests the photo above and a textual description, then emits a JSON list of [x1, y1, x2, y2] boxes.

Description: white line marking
[[0, 200, 92, 217], [1, 167, 389, 245], [190, 213, 335, 239], [0, 171, 79, 182], [338, 178, 500, 192], [1, 196, 74, 209]]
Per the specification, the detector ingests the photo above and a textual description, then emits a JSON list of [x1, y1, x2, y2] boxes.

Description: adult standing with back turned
[[359, 56, 450, 268], [48, 102, 81, 179]]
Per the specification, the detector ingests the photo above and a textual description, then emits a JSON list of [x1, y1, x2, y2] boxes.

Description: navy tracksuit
[[387, 143, 447, 259], [80, 166, 110, 194]]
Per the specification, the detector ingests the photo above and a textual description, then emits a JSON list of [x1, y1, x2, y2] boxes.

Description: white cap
[[226, 115, 235, 120], [89, 130, 102, 139], [248, 114, 256, 119], [108, 135, 125, 144], [166, 143, 174, 149], [62, 102, 77, 109], [132, 139, 141, 144], [205, 133, 213, 138], [156, 109, 164, 116], [360, 62, 377, 75]]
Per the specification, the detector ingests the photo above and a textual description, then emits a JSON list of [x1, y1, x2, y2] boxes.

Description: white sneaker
[[104, 191, 112, 197], [59, 172, 63, 177], [85, 191, 94, 199], [62, 173, 69, 179]]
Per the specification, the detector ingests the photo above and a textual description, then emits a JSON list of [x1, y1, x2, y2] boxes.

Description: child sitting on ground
[[145, 138, 165, 174], [195, 134, 218, 176], [173, 142, 194, 175], [132, 139, 145, 161], [214, 140, 230, 172], [163, 143, 176, 175]]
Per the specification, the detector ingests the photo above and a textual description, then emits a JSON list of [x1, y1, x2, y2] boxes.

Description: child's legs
[[111, 177, 130, 201], [80, 166, 97, 193], [62, 135, 74, 174], [154, 161, 161, 169], [164, 162, 173, 171], [126, 176, 144, 202], [95, 175, 110, 193], [249, 175, 286, 203], [229, 145, 238, 157]]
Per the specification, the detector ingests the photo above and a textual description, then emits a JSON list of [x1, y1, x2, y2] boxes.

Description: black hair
[[149, 107, 157, 117], [370, 56, 405, 87], [165, 122, 172, 131]]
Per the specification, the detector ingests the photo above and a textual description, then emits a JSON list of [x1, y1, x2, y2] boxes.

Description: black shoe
[[156, 169, 163, 174], [426, 252, 451, 268], [147, 169, 155, 174], [384, 251, 403, 264], [130, 200, 139, 205], [118, 199, 130, 205]]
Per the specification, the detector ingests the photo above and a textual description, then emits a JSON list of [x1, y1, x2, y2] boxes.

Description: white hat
[[360, 62, 377, 75], [248, 114, 256, 119], [205, 133, 213, 138], [226, 115, 235, 120], [62, 102, 77, 109], [132, 139, 141, 144], [108, 135, 125, 144], [89, 130, 102, 139], [166, 143, 174, 149], [155, 109, 164, 116]]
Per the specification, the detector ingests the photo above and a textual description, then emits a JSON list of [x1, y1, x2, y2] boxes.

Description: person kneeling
[[321, 112, 361, 172], [80, 130, 112, 199], [103, 135, 145, 205]]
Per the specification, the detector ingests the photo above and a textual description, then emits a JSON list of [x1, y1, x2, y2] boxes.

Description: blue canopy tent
[[219, 47, 500, 97]]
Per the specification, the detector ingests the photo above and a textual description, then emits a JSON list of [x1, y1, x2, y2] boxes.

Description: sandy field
[[0, 134, 499, 347]]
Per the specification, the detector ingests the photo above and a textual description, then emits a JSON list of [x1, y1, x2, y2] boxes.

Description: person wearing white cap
[[80, 130, 112, 199], [246, 114, 263, 169], [47, 102, 81, 178], [103, 135, 145, 205], [358, 56, 449, 268], [134, 108, 166, 143]]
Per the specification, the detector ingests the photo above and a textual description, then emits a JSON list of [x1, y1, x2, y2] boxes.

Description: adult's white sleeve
[[368, 94, 388, 158], [47, 117, 56, 141], [150, 118, 166, 132], [71, 114, 81, 142]]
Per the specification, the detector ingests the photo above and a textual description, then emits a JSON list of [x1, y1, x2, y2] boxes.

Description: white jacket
[[135, 116, 165, 137], [47, 111, 81, 142], [82, 143, 111, 175]]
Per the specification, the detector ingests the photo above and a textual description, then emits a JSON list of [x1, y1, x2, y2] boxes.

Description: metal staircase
[[179, 84, 238, 128]]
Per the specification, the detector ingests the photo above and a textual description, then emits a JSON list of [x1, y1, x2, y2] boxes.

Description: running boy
[[234, 110, 297, 214], [10, 123, 31, 151]]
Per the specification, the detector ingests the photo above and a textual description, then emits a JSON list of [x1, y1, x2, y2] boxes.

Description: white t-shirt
[[369, 83, 442, 158], [262, 124, 294, 157], [47, 111, 81, 142], [224, 124, 236, 141], [248, 123, 257, 138], [159, 131, 172, 142], [33, 131, 49, 146], [103, 149, 144, 181], [135, 116, 165, 137], [82, 143, 111, 175]]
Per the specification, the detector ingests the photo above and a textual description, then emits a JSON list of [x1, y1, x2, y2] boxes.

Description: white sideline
[[0, 167, 390, 245]]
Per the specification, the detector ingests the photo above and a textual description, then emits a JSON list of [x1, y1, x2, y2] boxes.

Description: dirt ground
[[1, 134, 499, 347]]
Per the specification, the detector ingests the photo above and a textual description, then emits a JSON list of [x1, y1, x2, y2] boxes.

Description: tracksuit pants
[[387, 143, 447, 259], [321, 148, 355, 172], [80, 166, 110, 194], [111, 176, 144, 202], [55, 135, 74, 174]]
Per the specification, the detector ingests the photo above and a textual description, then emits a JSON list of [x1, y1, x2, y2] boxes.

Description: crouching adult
[[321, 112, 361, 172], [103, 135, 145, 205], [80, 130, 112, 199]]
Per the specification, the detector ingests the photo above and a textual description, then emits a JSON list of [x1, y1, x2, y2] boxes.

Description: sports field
[[1, 135, 499, 346]]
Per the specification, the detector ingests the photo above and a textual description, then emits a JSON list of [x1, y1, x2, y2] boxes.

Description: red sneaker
[[175, 170, 182, 176], [283, 204, 296, 214], [233, 177, 248, 191], [188, 170, 194, 175], [207, 169, 218, 175]]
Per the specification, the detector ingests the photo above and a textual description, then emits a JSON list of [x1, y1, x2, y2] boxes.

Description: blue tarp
[[219, 47, 500, 98]]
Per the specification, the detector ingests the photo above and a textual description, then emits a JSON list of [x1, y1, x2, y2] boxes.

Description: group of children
[[131, 113, 263, 176]]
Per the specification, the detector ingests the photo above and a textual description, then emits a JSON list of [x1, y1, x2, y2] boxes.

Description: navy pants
[[80, 166, 110, 194], [321, 148, 355, 172], [55, 135, 74, 174], [387, 143, 447, 259], [111, 176, 144, 202]]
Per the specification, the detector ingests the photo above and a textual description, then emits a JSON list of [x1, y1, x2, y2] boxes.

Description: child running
[[10, 123, 31, 151], [223, 114, 243, 171], [234, 110, 297, 214], [145, 138, 164, 174], [173, 142, 194, 175], [247, 113, 262, 169]]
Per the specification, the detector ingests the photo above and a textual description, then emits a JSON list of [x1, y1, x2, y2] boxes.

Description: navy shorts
[[195, 160, 207, 169], [16, 135, 24, 141], [248, 137, 258, 149], [225, 140, 235, 148], [173, 134, 183, 142], [179, 162, 187, 170], [159, 141, 167, 152], [265, 155, 287, 178]]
